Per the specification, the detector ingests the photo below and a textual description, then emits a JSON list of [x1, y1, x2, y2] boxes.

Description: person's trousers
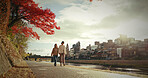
[[60, 53, 65, 65], [53, 55, 58, 66]]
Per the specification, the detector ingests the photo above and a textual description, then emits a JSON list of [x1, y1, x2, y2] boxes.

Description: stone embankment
[[0, 35, 35, 78]]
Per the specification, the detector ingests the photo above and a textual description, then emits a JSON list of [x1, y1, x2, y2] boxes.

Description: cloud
[[28, 0, 148, 55], [31, 19, 103, 42], [28, 49, 44, 53], [27, 48, 49, 55], [34, 0, 72, 5], [30, 0, 148, 42], [34, 0, 76, 9], [58, 1, 116, 25], [26, 42, 54, 55]]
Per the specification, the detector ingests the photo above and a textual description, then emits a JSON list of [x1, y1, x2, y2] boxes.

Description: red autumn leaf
[[90, 0, 93, 2], [10, 0, 60, 40]]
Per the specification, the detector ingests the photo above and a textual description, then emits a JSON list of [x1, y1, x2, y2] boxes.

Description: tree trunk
[[0, 0, 10, 35]]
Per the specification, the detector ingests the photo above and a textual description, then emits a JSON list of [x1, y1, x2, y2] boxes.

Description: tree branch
[[8, 16, 27, 27]]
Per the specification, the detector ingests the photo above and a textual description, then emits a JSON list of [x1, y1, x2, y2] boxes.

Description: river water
[[42, 61, 148, 76], [66, 63, 148, 75]]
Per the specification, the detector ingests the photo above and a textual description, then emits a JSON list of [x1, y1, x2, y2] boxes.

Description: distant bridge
[[26, 56, 53, 61]]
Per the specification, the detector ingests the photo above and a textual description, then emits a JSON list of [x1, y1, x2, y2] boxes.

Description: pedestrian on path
[[59, 41, 67, 66], [51, 44, 59, 66]]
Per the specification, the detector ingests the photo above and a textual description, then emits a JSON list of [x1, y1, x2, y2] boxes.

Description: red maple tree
[[89, 0, 102, 2], [9, 0, 60, 40], [90, 0, 93, 2]]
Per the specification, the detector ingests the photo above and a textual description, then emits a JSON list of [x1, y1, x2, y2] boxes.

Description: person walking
[[51, 44, 59, 66], [59, 41, 67, 66]]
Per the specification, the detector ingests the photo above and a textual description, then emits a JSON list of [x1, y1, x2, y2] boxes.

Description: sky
[[27, 0, 148, 56]]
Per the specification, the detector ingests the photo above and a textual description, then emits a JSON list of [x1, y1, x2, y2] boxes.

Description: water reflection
[[42, 61, 148, 75], [65, 62, 148, 75]]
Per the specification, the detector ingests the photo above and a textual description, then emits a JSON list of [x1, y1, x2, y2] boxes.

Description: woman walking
[[51, 44, 59, 66]]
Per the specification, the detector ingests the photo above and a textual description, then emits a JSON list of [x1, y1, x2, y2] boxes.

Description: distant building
[[68, 35, 148, 60], [121, 48, 136, 58], [119, 34, 128, 45], [107, 40, 115, 48], [114, 38, 121, 45], [86, 44, 91, 50], [108, 49, 118, 60], [66, 44, 70, 57], [128, 37, 135, 44], [136, 39, 148, 57], [101, 42, 108, 49], [76, 41, 80, 51], [144, 39, 148, 50], [117, 48, 136, 59], [135, 40, 142, 44], [117, 48, 122, 58], [95, 41, 100, 45], [69, 48, 74, 57], [91, 45, 98, 50], [73, 41, 80, 54], [114, 34, 129, 46], [108, 40, 113, 44]]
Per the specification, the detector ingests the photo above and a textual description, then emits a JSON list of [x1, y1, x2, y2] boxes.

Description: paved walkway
[[26, 61, 140, 78]]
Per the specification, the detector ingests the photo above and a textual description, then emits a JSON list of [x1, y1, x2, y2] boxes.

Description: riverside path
[[26, 61, 140, 78]]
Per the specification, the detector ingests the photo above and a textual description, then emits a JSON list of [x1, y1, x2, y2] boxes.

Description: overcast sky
[[27, 0, 148, 56]]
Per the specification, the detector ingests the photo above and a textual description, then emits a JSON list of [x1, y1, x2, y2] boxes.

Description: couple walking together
[[51, 41, 67, 66]]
